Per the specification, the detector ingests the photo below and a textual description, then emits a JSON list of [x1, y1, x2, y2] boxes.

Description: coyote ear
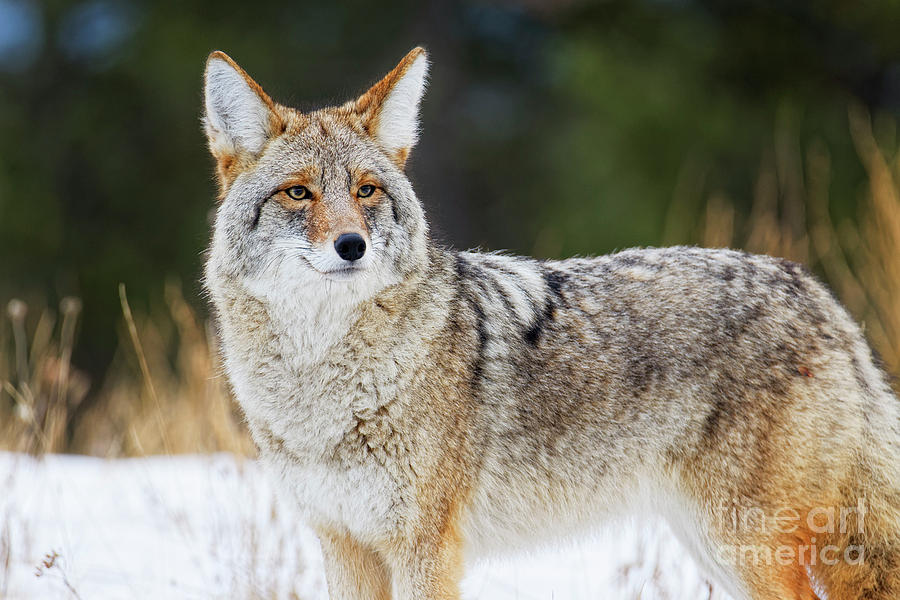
[[203, 52, 283, 170], [355, 47, 429, 167]]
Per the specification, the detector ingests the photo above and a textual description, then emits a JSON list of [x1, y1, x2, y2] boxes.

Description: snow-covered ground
[[0, 452, 727, 599]]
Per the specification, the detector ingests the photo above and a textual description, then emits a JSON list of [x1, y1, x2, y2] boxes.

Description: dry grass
[[694, 106, 900, 380], [0, 281, 254, 457], [34, 550, 82, 600], [73, 281, 255, 457], [0, 297, 88, 454]]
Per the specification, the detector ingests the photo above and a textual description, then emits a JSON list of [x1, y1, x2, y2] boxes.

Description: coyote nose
[[334, 233, 366, 262]]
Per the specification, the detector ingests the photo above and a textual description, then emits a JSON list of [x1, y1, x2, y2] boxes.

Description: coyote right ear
[[203, 52, 283, 184]]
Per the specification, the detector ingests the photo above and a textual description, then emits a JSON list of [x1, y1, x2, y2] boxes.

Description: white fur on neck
[[242, 256, 396, 370], [205, 58, 271, 156], [374, 54, 428, 156]]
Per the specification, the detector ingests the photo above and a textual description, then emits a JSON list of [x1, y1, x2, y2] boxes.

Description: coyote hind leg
[[696, 523, 823, 600]]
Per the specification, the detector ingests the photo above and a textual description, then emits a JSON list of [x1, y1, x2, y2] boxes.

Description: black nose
[[334, 233, 366, 262]]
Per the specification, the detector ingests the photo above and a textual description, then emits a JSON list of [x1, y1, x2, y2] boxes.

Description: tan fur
[[318, 528, 392, 600], [202, 48, 900, 600]]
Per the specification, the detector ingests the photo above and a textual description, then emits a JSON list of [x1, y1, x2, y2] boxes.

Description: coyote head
[[203, 48, 430, 306]]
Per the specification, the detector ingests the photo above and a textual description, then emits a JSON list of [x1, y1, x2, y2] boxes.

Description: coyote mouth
[[317, 264, 366, 280], [296, 254, 365, 280], [326, 266, 362, 276]]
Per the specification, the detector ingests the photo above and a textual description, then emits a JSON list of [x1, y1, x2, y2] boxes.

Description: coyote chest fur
[[203, 47, 900, 600]]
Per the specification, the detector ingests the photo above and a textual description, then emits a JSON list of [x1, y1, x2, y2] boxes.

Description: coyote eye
[[357, 184, 376, 198], [284, 186, 311, 200]]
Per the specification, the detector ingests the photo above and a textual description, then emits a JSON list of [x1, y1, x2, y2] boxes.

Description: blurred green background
[[2, 0, 899, 390]]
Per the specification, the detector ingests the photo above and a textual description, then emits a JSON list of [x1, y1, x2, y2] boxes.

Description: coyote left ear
[[355, 47, 429, 168]]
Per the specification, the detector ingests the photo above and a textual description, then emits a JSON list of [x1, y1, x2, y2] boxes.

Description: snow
[[0, 452, 728, 599]]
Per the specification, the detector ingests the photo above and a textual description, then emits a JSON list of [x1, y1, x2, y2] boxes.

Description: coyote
[[202, 47, 900, 599]]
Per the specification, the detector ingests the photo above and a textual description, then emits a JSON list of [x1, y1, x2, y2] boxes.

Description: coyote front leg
[[388, 528, 465, 600], [317, 529, 391, 600]]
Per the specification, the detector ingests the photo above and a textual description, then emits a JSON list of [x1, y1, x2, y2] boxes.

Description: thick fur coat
[[203, 47, 900, 599]]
